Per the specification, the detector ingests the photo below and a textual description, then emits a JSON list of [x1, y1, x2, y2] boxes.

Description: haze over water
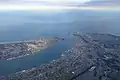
[[0, 10, 120, 42]]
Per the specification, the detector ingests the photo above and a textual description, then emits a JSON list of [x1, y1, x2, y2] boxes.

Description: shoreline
[[0, 37, 64, 60]]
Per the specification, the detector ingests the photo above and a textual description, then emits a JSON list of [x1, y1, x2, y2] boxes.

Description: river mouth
[[0, 37, 75, 76]]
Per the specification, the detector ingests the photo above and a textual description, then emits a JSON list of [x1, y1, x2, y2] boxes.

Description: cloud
[[84, 0, 120, 6], [0, 0, 120, 11], [0, 4, 120, 11], [0, 0, 90, 5]]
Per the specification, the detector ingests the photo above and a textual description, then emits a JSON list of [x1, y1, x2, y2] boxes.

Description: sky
[[0, 0, 91, 6], [0, 0, 120, 11]]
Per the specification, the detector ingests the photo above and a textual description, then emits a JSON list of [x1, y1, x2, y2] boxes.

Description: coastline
[[0, 37, 63, 60]]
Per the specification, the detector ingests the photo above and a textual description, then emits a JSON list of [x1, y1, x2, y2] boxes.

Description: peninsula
[[0, 37, 63, 60]]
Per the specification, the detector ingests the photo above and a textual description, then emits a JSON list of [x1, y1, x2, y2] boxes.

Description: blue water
[[0, 10, 120, 75], [0, 37, 74, 76]]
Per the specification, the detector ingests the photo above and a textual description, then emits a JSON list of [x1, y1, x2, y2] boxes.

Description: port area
[[3, 33, 120, 80], [0, 37, 63, 60]]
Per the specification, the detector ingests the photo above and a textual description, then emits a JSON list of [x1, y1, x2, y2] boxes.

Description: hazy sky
[[0, 0, 90, 5], [0, 0, 119, 11]]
